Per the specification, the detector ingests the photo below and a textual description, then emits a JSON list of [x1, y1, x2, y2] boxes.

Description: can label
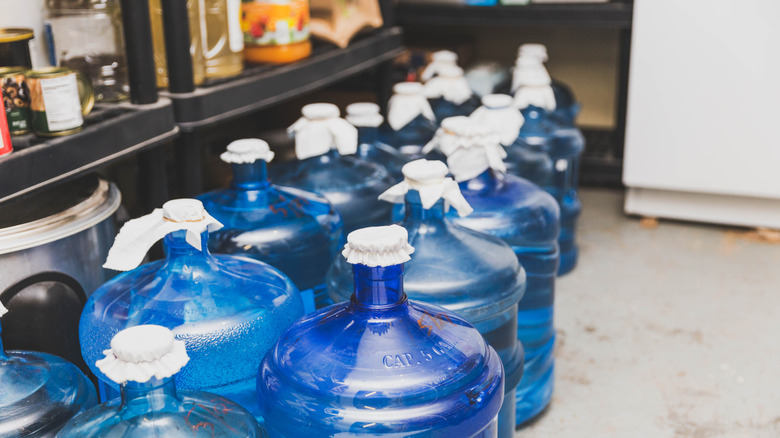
[[0, 103, 12, 157], [1, 72, 31, 135], [29, 73, 83, 134], [242, 0, 310, 47]]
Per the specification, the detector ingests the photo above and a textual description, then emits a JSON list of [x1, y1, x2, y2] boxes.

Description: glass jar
[[45, 0, 129, 102], [149, 0, 206, 88], [204, 0, 244, 78], [241, 0, 312, 64]]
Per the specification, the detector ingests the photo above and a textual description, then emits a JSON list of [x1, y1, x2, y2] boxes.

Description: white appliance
[[623, 0, 780, 228]]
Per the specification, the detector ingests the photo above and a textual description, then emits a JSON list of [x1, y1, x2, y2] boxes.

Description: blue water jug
[[428, 116, 561, 425], [511, 43, 580, 126], [345, 102, 408, 180], [260, 225, 504, 437], [328, 160, 525, 438], [0, 302, 96, 437], [79, 199, 304, 417], [58, 325, 265, 437], [379, 82, 438, 158], [198, 139, 343, 312], [424, 65, 480, 122], [271, 103, 395, 234]]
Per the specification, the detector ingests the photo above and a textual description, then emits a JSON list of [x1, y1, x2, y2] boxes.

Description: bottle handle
[[75, 72, 95, 117]]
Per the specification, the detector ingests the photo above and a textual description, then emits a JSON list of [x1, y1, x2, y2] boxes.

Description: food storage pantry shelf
[[0, 99, 178, 204], [165, 27, 406, 132]]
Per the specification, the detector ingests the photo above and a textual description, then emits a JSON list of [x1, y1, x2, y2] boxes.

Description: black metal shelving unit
[[395, 0, 633, 186]]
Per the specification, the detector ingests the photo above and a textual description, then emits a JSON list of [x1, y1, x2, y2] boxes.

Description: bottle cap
[[103, 199, 223, 272], [379, 159, 473, 216], [481, 94, 514, 109], [424, 67, 472, 105], [437, 64, 465, 78], [471, 94, 524, 146], [288, 103, 358, 159], [441, 120, 507, 182], [431, 50, 458, 63], [0, 301, 7, 318], [96, 325, 189, 385], [518, 43, 548, 62], [346, 102, 384, 128], [220, 138, 275, 164], [342, 224, 415, 267], [423, 116, 471, 155], [301, 103, 340, 120], [388, 82, 436, 130]]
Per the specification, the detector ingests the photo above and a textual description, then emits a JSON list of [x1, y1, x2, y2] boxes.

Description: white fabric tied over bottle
[[512, 56, 556, 112], [220, 138, 275, 164], [420, 50, 458, 82], [424, 117, 506, 182], [0, 301, 7, 318], [423, 65, 473, 105], [288, 103, 358, 160], [387, 82, 436, 131], [379, 159, 474, 217], [470, 94, 525, 147], [346, 102, 384, 128], [342, 224, 415, 267], [96, 325, 189, 385], [103, 199, 223, 272], [517, 43, 548, 62]]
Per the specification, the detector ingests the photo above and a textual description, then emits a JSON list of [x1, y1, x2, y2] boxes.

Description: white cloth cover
[[444, 123, 507, 183], [288, 103, 358, 160], [387, 82, 436, 131], [423, 65, 473, 105], [517, 43, 548, 61], [511, 57, 556, 111], [346, 102, 384, 128], [0, 301, 7, 318], [220, 138, 275, 164], [342, 224, 415, 267], [96, 325, 189, 385], [422, 116, 471, 156], [103, 199, 223, 272], [420, 50, 458, 82], [379, 159, 474, 217], [470, 94, 525, 146]]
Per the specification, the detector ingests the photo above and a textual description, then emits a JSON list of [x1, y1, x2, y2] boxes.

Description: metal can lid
[[0, 28, 34, 44], [0, 66, 28, 77], [25, 66, 74, 79]]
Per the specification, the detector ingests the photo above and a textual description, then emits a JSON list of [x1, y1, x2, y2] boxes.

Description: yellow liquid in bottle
[[149, 0, 206, 88], [204, 0, 244, 79]]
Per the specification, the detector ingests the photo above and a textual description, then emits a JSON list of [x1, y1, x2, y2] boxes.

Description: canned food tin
[[0, 28, 34, 69], [0, 67, 31, 135], [26, 67, 94, 137], [0, 101, 11, 157]]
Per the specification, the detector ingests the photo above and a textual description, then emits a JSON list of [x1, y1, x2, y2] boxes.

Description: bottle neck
[[231, 161, 270, 190], [357, 126, 378, 145], [352, 264, 406, 307], [120, 376, 179, 409], [163, 230, 212, 268], [403, 191, 447, 224], [459, 168, 499, 194]]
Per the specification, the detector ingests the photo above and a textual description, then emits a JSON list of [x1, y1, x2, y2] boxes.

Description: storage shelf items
[[167, 27, 406, 132], [0, 99, 178, 204], [396, 2, 633, 28]]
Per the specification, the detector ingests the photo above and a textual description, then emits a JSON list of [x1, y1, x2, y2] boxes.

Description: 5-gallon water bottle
[[424, 65, 479, 121], [0, 301, 96, 437], [199, 139, 343, 312], [420, 50, 458, 82], [58, 325, 265, 437], [271, 103, 396, 234], [509, 105, 583, 275], [328, 161, 525, 438], [380, 82, 438, 158], [260, 225, 504, 437], [345, 102, 408, 179], [511, 43, 579, 126], [429, 117, 561, 425], [79, 199, 304, 417]]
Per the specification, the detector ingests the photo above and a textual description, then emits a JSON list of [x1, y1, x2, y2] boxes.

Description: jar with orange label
[[241, 0, 311, 64]]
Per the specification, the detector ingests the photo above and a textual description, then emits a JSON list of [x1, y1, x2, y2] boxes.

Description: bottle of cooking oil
[[149, 0, 206, 88], [204, 0, 244, 78]]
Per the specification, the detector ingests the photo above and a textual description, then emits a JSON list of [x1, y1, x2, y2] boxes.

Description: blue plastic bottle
[[328, 161, 525, 438], [380, 82, 438, 158], [512, 43, 580, 126], [58, 325, 265, 437], [79, 199, 304, 418], [424, 65, 480, 121], [345, 102, 408, 180], [0, 302, 96, 437], [428, 116, 561, 425], [198, 139, 343, 312], [508, 106, 583, 275], [271, 103, 396, 234], [260, 225, 504, 437]]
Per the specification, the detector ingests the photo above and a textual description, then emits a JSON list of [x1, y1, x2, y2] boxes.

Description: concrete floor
[[520, 188, 780, 438]]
